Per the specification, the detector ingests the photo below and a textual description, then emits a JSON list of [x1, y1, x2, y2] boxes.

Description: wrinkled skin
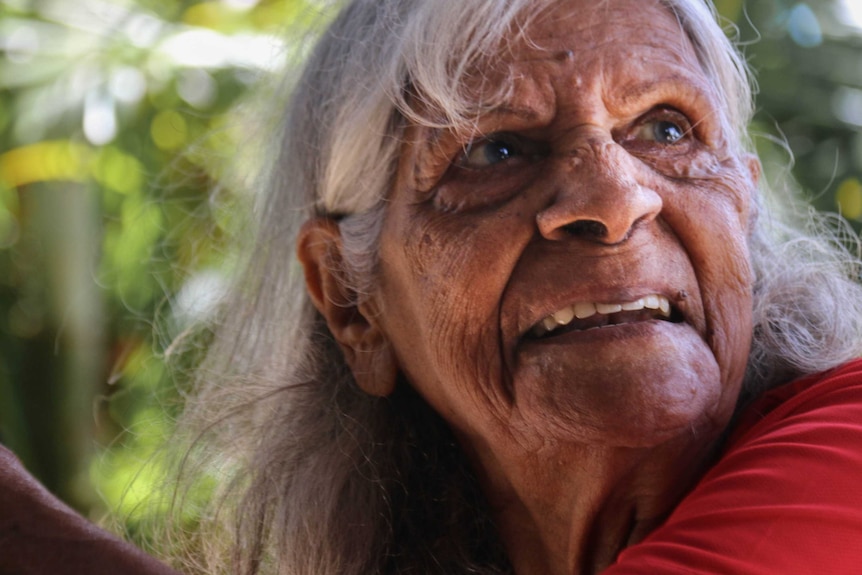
[[300, 0, 758, 573]]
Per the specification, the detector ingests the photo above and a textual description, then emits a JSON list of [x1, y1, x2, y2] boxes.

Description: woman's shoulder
[[728, 357, 862, 448], [605, 358, 862, 574]]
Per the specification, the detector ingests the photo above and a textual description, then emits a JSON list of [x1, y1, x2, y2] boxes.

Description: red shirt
[[606, 359, 862, 574]]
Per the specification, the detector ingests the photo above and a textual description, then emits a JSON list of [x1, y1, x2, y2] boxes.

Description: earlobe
[[745, 153, 762, 187], [296, 218, 397, 397], [743, 153, 762, 231]]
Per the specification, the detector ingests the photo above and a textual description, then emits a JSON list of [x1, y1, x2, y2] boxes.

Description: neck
[[464, 435, 718, 575]]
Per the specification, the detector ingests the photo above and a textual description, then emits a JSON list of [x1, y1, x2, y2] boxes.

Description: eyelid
[[657, 106, 695, 133], [617, 106, 697, 146], [642, 106, 693, 129]]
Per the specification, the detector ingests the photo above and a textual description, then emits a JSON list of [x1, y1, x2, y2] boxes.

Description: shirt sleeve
[[603, 360, 862, 574], [0, 445, 181, 575]]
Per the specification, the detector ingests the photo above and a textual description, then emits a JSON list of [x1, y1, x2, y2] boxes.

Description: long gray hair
[[166, 1, 862, 573]]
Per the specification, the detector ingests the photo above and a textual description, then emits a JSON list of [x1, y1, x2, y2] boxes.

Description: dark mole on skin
[[555, 50, 575, 61]]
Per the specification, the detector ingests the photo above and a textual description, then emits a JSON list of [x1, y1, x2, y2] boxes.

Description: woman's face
[[373, 0, 756, 452]]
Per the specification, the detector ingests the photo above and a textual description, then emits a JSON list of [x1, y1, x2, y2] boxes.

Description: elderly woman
[[4, 0, 862, 573]]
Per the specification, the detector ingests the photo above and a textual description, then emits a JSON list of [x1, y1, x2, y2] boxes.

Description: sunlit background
[[0, 0, 861, 540]]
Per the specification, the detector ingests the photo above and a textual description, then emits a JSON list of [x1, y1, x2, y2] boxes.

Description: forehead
[[475, 0, 708, 120], [512, 0, 695, 64]]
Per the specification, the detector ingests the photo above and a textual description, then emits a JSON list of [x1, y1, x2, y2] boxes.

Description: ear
[[742, 152, 762, 232], [297, 218, 397, 397], [744, 153, 762, 187]]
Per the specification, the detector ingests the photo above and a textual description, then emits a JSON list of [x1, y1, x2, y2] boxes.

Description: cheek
[[696, 232, 753, 397], [659, 172, 754, 394], [378, 205, 533, 430]]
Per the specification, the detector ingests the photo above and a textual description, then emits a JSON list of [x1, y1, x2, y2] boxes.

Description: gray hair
[[166, 1, 862, 573]]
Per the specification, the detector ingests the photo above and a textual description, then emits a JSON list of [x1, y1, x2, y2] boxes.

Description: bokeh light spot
[[150, 110, 188, 150], [84, 92, 118, 146], [90, 146, 144, 195], [787, 3, 822, 47], [182, 2, 224, 30], [836, 177, 862, 220], [177, 68, 217, 109], [110, 67, 148, 105], [0, 141, 90, 187], [832, 87, 862, 127]]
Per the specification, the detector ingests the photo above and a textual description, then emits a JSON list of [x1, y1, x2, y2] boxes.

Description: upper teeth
[[533, 294, 671, 336]]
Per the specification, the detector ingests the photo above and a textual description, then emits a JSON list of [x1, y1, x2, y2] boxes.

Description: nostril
[[562, 220, 608, 240]]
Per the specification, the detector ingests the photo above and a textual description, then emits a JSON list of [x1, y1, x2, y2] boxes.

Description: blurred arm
[[0, 444, 181, 575]]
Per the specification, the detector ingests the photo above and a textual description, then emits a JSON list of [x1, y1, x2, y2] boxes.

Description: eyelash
[[456, 134, 535, 170]]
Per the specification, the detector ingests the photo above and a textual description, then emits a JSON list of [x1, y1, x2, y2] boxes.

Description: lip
[[526, 303, 683, 341], [517, 288, 690, 340], [519, 314, 691, 348]]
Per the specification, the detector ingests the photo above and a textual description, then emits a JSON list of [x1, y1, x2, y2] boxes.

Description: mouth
[[527, 294, 683, 340]]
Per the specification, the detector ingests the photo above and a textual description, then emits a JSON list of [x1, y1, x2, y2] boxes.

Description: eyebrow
[[421, 104, 549, 148], [459, 105, 549, 131], [490, 104, 547, 121], [612, 74, 714, 111]]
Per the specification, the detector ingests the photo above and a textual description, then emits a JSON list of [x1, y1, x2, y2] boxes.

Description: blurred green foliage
[[0, 0, 860, 543], [731, 0, 862, 222], [0, 0, 329, 526]]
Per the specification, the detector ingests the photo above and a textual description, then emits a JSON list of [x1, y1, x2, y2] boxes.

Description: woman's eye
[[458, 136, 522, 169], [650, 120, 685, 143], [632, 111, 692, 145]]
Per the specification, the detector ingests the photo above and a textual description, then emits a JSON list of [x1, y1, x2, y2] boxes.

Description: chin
[[512, 326, 729, 449]]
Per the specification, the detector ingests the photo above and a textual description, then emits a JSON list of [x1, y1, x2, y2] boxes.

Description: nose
[[536, 140, 662, 244]]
